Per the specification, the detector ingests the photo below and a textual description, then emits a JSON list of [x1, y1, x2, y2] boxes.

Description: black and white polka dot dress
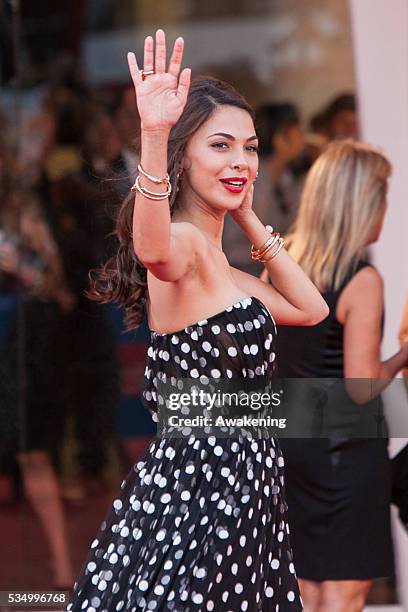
[[67, 296, 302, 611]]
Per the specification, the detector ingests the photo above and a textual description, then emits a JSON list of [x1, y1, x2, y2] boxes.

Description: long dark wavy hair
[[88, 76, 255, 330]]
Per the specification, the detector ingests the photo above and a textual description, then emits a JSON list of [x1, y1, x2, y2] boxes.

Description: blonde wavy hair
[[286, 140, 391, 291]]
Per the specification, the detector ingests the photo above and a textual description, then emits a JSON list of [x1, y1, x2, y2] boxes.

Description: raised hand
[[127, 29, 191, 133]]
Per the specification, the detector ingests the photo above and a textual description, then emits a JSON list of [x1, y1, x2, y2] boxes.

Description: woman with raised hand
[[271, 140, 408, 612], [67, 30, 328, 611]]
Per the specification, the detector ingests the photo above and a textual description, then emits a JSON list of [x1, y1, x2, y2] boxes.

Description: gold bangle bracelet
[[251, 228, 278, 257], [131, 175, 172, 200], [251, 234, 274, 257], [135, 175, 172, 197], [255, 233, 280, 260], [254, 236, 280, 261], [261, 238, 285, 263], [137, 163, 170, 185], [251, 231, 280, 260]]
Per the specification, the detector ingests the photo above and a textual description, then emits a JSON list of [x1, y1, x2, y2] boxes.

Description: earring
[[254, 171, 259, 181]]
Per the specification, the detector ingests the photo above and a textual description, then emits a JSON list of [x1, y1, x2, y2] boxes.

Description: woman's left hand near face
[[229, 184, 254, 226]]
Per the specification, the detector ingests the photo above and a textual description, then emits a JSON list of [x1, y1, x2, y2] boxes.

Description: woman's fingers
[[127, 52, 141, 87], [130, 31, 188, 91], [155, 29, 166, 73], [168, 37, 184, 77], [177, 68, 191, 103], [143, 35, 154, 72]]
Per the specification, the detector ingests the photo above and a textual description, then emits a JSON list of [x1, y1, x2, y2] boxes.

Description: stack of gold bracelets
[[251, 226, 285, 263], [132, 164, 284, 263], [131, 164, 171, 200]]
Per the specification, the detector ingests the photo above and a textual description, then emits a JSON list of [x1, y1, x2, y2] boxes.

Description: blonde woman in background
[[263, 141, 408, 611]]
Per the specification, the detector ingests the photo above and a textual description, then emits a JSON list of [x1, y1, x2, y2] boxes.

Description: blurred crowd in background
[[0, 53, 359, 493], [0, 63, 141, 486], [0, 53, 358, 587]]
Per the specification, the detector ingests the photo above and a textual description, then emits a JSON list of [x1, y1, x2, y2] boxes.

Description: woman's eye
[[211, 142, 258, 152]]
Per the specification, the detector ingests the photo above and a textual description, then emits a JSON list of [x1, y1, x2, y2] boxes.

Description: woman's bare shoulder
[[337, 264, 383, 323], [171, 221, 210, 253], [171, 220, 206, 238]]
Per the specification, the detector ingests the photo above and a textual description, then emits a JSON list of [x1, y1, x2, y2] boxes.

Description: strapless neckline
[[149, 295, 274, 338]]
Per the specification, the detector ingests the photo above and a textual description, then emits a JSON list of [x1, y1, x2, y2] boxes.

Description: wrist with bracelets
[[251, 226, 285, 263], [132, 169, 285, 264], [131, 163, 172, 200]]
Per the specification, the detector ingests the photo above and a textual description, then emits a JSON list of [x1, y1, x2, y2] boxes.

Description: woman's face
[[181, 105, 259, 213]]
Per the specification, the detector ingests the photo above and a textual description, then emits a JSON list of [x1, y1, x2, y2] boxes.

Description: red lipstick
[[219, 177, 248, 194]]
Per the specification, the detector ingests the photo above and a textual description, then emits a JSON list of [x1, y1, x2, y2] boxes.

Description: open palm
[[127, 30, 191, 132]]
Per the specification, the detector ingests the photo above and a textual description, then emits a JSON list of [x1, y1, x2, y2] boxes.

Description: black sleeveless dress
[[277, 261, 394, 580], [67, 296, 303, 611]]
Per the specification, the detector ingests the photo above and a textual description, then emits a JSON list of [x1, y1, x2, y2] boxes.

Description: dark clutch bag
[[392, 443, 408, 531]]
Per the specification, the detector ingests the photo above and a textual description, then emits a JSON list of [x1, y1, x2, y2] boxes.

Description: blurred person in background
[[38, 97, 122, 500], [290, 93, 360, 197], [19, 54, 90, 189], [112, 86, 140, 180], [0, 189, 74, 588], [310, 93, 359, 143], [223, 101, 305, 275], [254, 103, 305, 232], [0, 111, 13, 198], [264, 140, 408, 612], [82, 105, 133, 259]]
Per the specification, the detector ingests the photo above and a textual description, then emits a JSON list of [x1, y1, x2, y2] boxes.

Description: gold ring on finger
[[140, 69, 155, 81]]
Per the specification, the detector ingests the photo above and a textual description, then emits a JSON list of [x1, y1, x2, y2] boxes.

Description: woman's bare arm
[[128, 30, 196, 282], [133, 127, 204, 281], [340, 266, 408, 402]]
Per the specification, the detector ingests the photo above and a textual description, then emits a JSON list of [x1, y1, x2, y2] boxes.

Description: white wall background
[[349, 0, 408, 608], [349, 0, 408, 358]]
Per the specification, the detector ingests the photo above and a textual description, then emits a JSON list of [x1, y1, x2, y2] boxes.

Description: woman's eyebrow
[[207, 132, 258, 141]]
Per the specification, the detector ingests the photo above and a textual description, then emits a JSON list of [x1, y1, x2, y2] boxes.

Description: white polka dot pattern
[[67, 297, 302, 611]]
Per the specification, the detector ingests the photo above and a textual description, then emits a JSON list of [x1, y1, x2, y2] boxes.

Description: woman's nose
[[230, 154, 247, 170]]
